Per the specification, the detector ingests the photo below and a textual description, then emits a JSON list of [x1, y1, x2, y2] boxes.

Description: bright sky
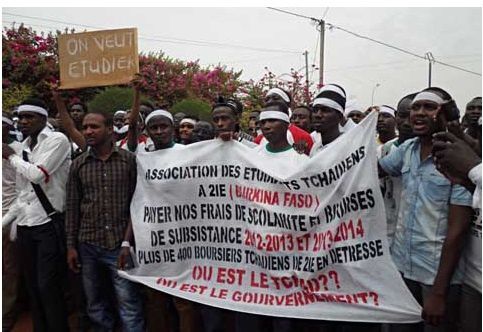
[[2, 6, 482, 111]]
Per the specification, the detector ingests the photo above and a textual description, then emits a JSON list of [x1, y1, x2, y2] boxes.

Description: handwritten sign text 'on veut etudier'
[[58, 28, 139, 89]]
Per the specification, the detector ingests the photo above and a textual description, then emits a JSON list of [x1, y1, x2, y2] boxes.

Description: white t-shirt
[[144, 141, 185, 152], [255, 144, 309, 174], [309, 133, 344, 157], [465, 164, 482, 292]]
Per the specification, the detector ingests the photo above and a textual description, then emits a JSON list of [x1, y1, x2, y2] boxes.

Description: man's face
[[113, 113, 126, 129], [260, 105, 288, 145], [193, 122, 214, 142], [82, 113, 112, 147], [249, 111, 260, 122], [409, 100, 441, 136], [212, 107, 237, 134], [146, 117, 174, 148], [377, 113, 396, 135], [179, 120, 196, 142], [311, 105, 341, 133], [69, 105, 86, 124], [264, 93, 286, 106], [291, 107, 311, 132], [17, 111, 46, 137], [396, 98, 414, 139], [347, 110, 364, 124], [465, 99, 482, 127]]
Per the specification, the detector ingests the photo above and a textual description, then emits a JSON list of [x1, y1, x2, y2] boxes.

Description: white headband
[[379, 105, 396, 117], [2, 116, 13, 126], [180, 118, 197, 126], [313, 98, 344, 114], [267, 88, 290, 103], [344, 100, 361, 118], [411, 91, 445, 105], [145, 109, 174, 125], [18, 104, 48, 117], [114, 110, 127, 117], [259, 111, 290, 123], [317, 85, 346, 98], [114, 125, 129, 134]]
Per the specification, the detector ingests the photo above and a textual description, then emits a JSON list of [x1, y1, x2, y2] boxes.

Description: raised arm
[[52, 90, 86, 151], [126, 87, 141, 152]]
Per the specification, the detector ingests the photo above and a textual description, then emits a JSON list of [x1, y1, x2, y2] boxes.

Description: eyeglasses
[[410, 102, 439, 112]]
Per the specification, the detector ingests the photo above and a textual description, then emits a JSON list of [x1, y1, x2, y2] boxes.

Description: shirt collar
[[23, 125, 53, 150], [86, 143, 120, 160]]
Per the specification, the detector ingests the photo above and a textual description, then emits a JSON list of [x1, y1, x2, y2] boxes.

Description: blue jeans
[[79, 242, 145, 332]]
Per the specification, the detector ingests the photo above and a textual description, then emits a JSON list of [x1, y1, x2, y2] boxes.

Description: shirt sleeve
[[9, 134, 71, 184], [449, 183, 474, 207], [65, 162, 81, 248], [379, 143, 405, 177], [468, 163, 482, 209]]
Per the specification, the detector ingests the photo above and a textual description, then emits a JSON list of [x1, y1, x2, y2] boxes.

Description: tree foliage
[[3, 24, 316, 118]]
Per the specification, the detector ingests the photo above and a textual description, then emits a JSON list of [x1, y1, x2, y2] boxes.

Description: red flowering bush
[[3, 24, 315, 117], [136, 53, 243, 107]]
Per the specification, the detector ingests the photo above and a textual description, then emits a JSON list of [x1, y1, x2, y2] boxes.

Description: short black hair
[[397, 93, 417, 109], [263, 101, 289, 115], [21, 97, 49, 111], [467, 97, 482, 105], [140, 100, 155, 110], [212, 96, 243, 115], [294, 105, 312, 113], [69, 102, 87, 112], [87, 110, 113, 127]]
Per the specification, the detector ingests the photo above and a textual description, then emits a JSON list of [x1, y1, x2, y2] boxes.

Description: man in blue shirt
[[379, 87, 473, 331]]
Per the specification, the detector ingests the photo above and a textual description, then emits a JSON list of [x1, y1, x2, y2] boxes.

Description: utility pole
[[425, 52, 435, 87], [319, 19, 325, 86], [304, 50, 310, 103]]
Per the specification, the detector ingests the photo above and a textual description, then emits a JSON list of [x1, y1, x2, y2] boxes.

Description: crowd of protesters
[[2, 80, 481, 332]]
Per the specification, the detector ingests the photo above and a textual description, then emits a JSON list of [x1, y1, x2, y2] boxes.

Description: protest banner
[[58, 28, 138, 89], [120, 113, 422, 322]]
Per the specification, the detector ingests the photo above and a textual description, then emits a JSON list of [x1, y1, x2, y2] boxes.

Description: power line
[[266, 7, 317, 22], [326, 23, 426, 60], [3, 12, 300, 54], [267, 7, 482, 77], [432, 59, 482, 76]]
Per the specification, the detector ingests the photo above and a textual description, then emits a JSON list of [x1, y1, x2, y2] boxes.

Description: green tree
[[170, 98, 212, 121]]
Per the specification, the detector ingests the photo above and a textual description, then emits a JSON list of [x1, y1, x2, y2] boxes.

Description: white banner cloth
[[120, 113, 421, 322]]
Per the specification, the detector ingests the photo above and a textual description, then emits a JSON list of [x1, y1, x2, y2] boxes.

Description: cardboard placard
[[58, 28, 139, 89]]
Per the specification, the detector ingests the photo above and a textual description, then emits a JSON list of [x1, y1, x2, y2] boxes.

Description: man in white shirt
[[2, 98, 71, 332], [235, 101, 308, 332], [310, 84, 347, 156]]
